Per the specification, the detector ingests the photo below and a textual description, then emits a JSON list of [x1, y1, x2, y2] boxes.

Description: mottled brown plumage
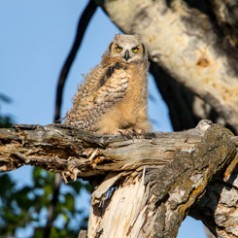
[[65, 34, 151, 134]]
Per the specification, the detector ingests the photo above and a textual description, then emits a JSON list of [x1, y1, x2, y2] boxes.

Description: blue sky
[[1, 1, 206, 237]]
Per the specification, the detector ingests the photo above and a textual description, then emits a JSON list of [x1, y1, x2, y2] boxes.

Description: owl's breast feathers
[[65, 57, 151, 134]]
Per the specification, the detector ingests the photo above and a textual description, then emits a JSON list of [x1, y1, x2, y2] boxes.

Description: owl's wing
[[74, 64, 107, 105], [66, 65, 129, 130]]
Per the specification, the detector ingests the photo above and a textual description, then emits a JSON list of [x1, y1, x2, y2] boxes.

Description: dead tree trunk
[[0, 120, 238, 237]]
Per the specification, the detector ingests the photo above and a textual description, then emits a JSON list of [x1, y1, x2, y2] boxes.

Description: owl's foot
[[118, 128, 144, 139]]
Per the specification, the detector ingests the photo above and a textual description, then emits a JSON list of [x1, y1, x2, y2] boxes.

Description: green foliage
[[0, 174, 33, 237], [0, 93, 14, 128], [0, 115, 13, 128], [0, 168, 90, 237]]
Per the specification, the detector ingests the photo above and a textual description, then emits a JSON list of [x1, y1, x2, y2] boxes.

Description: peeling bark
[[89, 122, 238, 238], [0, 121, 238, 237], [0, 123, 207, 176], [191, 165, 238, 237]]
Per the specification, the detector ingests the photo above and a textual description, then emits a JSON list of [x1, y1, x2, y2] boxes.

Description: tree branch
[[191, 160, 238, 237], [0, 121, 237, 177], [0, 123, 197, 176], [1, 121, 237, 236], [54, 0, 98, 122]]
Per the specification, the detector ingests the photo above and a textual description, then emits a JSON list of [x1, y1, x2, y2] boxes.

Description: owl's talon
[[118, 129, 133, 139], [133, 128, 145, 139], [118, 128, 144, 139]]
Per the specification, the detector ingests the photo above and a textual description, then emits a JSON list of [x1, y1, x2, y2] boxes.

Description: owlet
[[65, 34, 151, 134]]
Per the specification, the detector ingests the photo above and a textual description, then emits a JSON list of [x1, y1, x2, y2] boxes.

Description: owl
[[65, 34, 151, 134]]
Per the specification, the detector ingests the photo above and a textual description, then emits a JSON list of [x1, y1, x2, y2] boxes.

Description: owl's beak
[[123, 50, 130, 61]]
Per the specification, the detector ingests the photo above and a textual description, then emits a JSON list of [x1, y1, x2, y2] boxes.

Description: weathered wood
[[1, 120, 237, 237], [88, 122, 238, 238], [0, 122, 207, 178], [191, 161, 238, 237]]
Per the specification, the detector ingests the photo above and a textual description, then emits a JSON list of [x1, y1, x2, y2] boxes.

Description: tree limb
[[0, 122, 204, 176], [191, 160, 238, 237], [54, 0, 97, 122], [0, 121, 238, 237]]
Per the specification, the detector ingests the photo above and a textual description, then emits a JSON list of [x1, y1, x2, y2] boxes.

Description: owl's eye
[[132, 47, 139, 53], [116, 46, 122, 52]]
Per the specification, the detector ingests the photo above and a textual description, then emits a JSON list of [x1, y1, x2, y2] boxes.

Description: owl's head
[[107, 34, 147, 63]]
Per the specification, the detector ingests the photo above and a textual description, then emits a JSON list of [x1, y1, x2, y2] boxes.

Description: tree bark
[[191, 165, 238, 237], [96, 0, 238, 134], [0, 121, 238, 237], [208, 0, 238, 48]]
